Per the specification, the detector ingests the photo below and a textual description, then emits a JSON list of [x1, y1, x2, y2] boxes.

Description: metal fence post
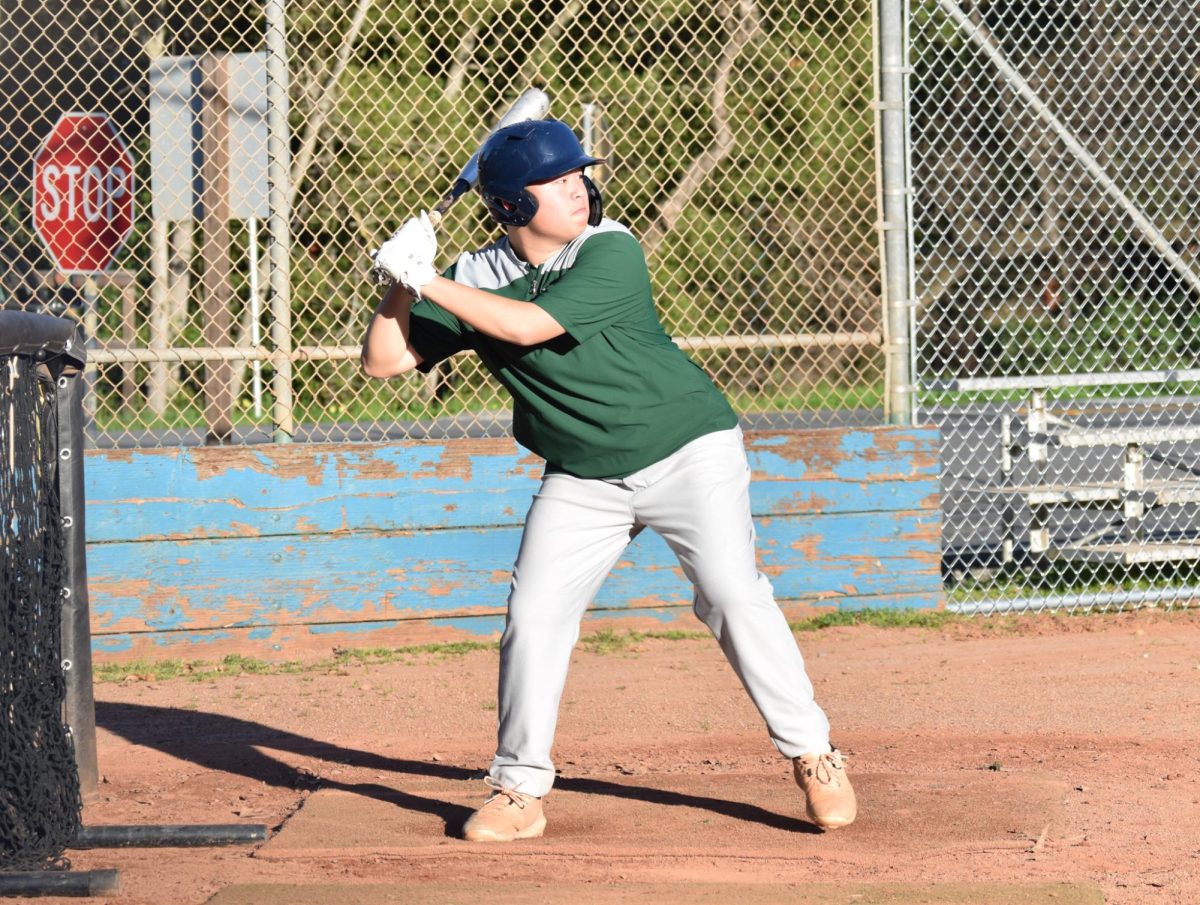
[[875, 0, 915, 425], [265, 0, 295, 443]]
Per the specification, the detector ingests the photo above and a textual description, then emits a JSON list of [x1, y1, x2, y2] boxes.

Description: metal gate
[[907, 0, 1200, 611]]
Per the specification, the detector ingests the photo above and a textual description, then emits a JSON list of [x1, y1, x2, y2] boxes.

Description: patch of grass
[[219, 654, 287, 675], [94, 659, 189, 683], [727, 380, 884, 416], [655, 629, 707, 641], [94, 641, 498, 684], [94, 654, 296, 683], [578, 628, 640, 654], [789, 608, 962, 632], [577, 627, 707, 655], [94, 614, 961, 683], [105, 606, 1172, 684], [946, 555, 1200, 606], [332, 640, 497, 666]]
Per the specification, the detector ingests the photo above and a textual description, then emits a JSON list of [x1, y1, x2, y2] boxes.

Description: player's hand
[[370, 212, 438, 297]]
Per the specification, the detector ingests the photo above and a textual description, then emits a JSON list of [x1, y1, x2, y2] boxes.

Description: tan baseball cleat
[[793, 749, 857, 829], [461, 777, 547, 842]]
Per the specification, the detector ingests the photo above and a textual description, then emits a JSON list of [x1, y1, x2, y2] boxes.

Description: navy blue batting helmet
[[476, 119, 604, 228]]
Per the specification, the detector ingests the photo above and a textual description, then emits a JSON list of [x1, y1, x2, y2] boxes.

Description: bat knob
[[368, 266, 396, 288]]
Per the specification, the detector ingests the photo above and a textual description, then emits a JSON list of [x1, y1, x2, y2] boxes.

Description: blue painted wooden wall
[[82, 427, 941, 662]]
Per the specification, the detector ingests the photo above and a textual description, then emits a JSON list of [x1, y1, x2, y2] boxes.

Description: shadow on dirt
[[96, 702, 818, 835]]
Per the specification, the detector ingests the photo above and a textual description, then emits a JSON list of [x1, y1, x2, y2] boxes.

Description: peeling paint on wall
[[84, 428, 942, 661]]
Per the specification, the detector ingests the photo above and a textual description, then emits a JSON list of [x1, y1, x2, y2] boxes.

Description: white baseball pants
[[490, 427, 832, 797]]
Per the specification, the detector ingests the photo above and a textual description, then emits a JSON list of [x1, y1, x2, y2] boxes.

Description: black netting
[[0, 356, 82, 870]]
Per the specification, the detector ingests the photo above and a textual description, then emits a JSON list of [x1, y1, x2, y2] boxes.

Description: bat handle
[[368, 212, 448, 288], [429, 177, 473, 228], [369, 177, 470, 287]]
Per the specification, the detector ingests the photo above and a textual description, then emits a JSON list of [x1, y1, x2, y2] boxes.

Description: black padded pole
[[56, 363, 99, 801], [0, 310, 80, 360], [73, 824, 268, 848], [0, 869, 120, 897]]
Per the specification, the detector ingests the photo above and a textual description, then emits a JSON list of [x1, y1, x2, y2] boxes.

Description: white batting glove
[[370, 211, 438, 297]]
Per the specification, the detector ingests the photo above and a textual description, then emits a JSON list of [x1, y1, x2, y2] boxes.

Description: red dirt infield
[[45, 608, 1200, 904]]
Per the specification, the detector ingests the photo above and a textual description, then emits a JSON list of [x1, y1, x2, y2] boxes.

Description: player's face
[[524, 169, 590, 242]]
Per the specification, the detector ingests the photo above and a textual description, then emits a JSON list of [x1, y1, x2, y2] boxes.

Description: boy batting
[[361, 118, 856, 841]]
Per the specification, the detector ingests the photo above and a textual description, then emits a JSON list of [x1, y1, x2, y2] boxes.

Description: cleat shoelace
[[483, 775, 530, 809], [808, 752, 846, 785]]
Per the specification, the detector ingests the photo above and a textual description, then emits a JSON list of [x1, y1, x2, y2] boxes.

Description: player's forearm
[[361, 285, 423, 378], [420, 276, 565, 346]]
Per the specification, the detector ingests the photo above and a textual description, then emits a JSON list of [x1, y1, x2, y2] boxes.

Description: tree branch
[[518, 0, 585, 89], [288, 0, 374, 210], [642, 0, 761, 260]]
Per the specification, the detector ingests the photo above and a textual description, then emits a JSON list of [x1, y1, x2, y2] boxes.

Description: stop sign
[[32, 112, 135, 273]]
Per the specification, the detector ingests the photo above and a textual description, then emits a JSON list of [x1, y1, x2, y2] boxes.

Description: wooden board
[[83, 427, 941, 661]]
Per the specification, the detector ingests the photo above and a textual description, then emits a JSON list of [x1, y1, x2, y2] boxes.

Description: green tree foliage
[[5, 0, 881, 435], [285, 0, 878, 415]]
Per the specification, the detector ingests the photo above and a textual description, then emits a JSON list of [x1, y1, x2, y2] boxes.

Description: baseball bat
[[369, 88, 551, 287], [429, 87, 551, 228]]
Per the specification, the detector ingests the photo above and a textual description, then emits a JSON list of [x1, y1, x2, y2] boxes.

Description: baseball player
[[361, 119, 856, 841]]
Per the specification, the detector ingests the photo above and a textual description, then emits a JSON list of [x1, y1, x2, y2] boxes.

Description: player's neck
[[508, 224, 585, 268]]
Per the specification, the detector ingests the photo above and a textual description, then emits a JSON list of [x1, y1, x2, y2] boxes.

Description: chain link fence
[[910, 0, 1200, 611], [8, 1, 1200, 613], [1, 0, 884, 448]]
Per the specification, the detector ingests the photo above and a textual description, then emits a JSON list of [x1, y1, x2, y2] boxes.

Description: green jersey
[[407, 220, 737, 479]]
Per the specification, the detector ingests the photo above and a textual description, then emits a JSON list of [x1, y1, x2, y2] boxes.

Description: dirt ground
[[45, 608, 1200, 904]]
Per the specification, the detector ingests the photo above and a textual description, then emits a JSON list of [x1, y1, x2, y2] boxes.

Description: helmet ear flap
[[583, 175, 603, 227], [514, 189, 540, 227], [482, 189, 538, 227], [486, 180, 599, 229]]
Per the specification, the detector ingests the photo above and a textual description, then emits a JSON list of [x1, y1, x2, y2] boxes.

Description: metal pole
[[74, 823, 268, 848], [80, 280, 99, 421], [197, 53, 235, 444], [876, 0, 915, 425], [265, 0, 294, 443], [0, 870, 120, 897], [947, 583, 1200, 616], [248, 217, 263, 418], [148, 218, 170, 416], [1000, 412, 1014, 564], [82, 331, 885, 365]]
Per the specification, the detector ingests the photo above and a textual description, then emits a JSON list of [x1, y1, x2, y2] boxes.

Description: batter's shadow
[[95, 702, 818, 837]]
